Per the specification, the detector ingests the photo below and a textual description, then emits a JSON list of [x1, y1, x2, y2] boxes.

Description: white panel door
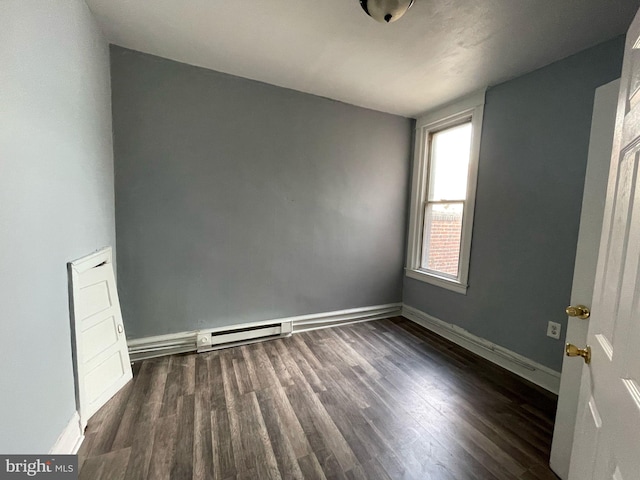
[[69, 247, 132, 429], [568, 8, 640, 479], [550, 79, 619, 480]]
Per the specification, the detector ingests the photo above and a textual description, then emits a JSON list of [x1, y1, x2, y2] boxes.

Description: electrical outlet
[[547, 321, 561, 339]]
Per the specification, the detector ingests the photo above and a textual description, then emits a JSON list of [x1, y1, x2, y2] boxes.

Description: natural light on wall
[[421, 123, 472, 277]]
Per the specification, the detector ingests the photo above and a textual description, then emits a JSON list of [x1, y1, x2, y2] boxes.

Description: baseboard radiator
[[128, 334, 197, 361], [196, 321, 293, 353], [128, 303, 400, 361]]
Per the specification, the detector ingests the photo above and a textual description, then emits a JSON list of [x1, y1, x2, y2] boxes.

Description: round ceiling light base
[[359, 0, 414, 23]]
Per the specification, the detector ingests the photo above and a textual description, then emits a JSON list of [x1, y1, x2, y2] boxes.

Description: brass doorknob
[[566, 344, 591, 364], [566, 305, 590, 319]]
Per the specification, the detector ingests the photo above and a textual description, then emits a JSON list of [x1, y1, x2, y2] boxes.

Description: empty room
[[4, 0, 640, 479]]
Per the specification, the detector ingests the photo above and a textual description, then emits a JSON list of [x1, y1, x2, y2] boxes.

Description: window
[[406, 92, 484, 294]]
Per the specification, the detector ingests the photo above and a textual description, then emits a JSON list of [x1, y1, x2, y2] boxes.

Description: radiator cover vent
[[196, 320, 292, 353]]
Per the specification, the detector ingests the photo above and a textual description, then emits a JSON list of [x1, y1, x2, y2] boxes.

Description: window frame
[[405, 91, 485, 294]]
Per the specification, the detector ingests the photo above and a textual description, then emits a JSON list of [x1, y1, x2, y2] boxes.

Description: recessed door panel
[[81, 315, 118, 362]]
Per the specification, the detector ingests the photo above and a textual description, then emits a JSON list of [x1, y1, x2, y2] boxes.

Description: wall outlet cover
[[547, 321, 561, 340]]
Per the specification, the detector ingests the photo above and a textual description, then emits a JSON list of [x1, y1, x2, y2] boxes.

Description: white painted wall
[[0, 0, 115, 452]]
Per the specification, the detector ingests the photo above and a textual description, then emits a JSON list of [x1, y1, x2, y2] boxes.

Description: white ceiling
[[85, 0, 639, 118]]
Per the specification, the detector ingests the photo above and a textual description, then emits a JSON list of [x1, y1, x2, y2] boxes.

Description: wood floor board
[[255, 388, 305, 479], [110, 361, 156, 450], [145, 413, 178, 480], [85, 378, 135, 454], [281, 337, 327, 393], [299, 331, 349, 367], [240, 345, 262, 392], [291, 334, 325, 372], [273, 340, 310, 385], [283, 380, 359, 472], [248, 343, 281, 391], [123, 357, 170, 480], [231, 355, 254, 396], [349, 367, 494, 480], [159, 356, 186, 418], [348, 457, 394, 480], [171, 394, 195, 479], [194, 355, 215, 480], [365, 366, 527, 479], [321, 363, 371, 410], [237, 392, 278, 474], [219, 352, 245, 475], [181, 354, 197, 396], [79, 316, 560, 479], [262, 340, 296, 388], [315, 386, 376, 466], [258, 385, 311, 458], [210, 409, 236, 479], [313, 449, 350, 480], [204, 353, 225, 412], [297, 453, 328, 480], [76, 432, 96, 472], [328, 329, 381, 379], [367, 354, 530, 473], [79, 448, 131, 480]]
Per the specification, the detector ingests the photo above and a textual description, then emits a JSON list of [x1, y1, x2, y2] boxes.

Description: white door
[[550, 79, 619, 480], [568, 9, 640, 479], [69, 247, 132, 429]]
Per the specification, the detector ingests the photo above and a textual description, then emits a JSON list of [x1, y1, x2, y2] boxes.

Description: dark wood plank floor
[[78, 317, 560, 480]]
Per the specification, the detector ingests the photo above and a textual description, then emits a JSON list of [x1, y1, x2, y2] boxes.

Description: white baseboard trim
[[127, 303, 403, 361], [126, 303, 559, 393], [402, 305, 561, 394], [128, 330, 198, 361], [291, 303, 402, 332], [49, 411, 84, 454]]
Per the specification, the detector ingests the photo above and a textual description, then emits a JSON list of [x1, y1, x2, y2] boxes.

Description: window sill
[[405, 268, 468, 294]]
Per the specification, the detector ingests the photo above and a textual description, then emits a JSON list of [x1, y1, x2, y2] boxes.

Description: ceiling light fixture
[[359, 0, 414, 23]]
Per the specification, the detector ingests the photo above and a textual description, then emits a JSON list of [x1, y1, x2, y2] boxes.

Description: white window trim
[[405, 90, 485, 294]]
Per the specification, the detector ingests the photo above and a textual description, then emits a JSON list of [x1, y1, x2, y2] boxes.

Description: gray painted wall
[[0, 1, 115, 452], [110, 47, 412, 339], [403, 36, 624, 372]]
